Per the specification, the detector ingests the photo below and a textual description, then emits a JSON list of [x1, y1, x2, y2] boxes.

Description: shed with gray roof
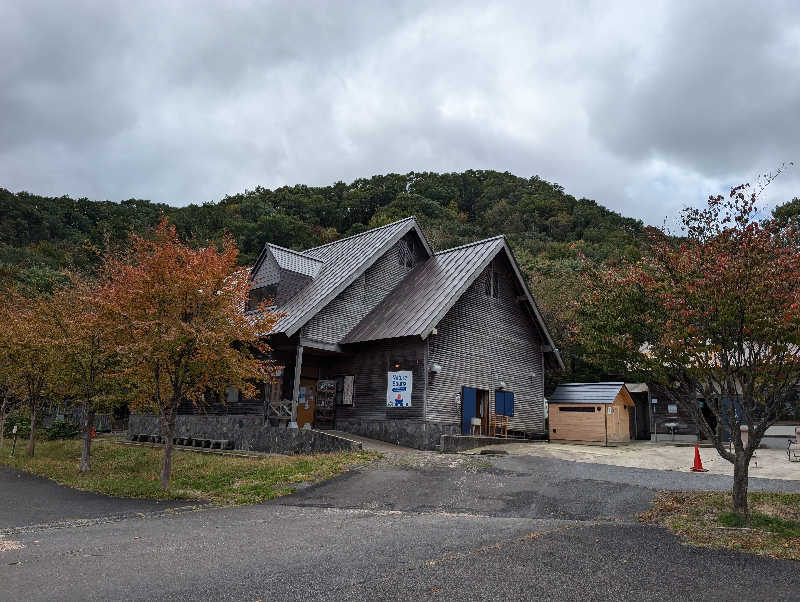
[[548, 383, 634, 443]]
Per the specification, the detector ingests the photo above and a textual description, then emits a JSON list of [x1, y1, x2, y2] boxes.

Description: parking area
[[467, 440, 800, 481]]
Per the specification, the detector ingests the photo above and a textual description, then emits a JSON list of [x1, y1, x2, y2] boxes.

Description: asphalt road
[[0, 468, 193, 530], [1, 455, 799, 601]]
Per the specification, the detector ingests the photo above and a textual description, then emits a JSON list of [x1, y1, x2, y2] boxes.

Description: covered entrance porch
[[269, 336, 349, 430]]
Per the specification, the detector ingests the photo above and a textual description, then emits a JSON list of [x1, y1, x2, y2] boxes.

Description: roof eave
[[500, 238, 565, 370]]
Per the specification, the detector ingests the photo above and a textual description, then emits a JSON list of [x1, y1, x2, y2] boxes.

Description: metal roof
[[342, 236, 565, 370], [342, 236, 504, 344], [266, 244, 322, 277], [268, 216, 432, 337], [549, 382, 628, 404]]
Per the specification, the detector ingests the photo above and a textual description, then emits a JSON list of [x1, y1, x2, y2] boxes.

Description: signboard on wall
[[386, 371, 412, 407], [343, 375, 354, 406]]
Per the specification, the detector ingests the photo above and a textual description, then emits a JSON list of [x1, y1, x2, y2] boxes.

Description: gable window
[[485, 264, 500, 299], [247, 284, 278, 311], [398, 240, 416, 268]]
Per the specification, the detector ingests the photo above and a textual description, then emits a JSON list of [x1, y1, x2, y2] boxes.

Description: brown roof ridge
[[302, 216, 418, 253], [434, 235, 505, 255]]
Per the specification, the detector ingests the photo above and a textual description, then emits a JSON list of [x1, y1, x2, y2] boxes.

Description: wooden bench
[[489, 414, 508, 438]]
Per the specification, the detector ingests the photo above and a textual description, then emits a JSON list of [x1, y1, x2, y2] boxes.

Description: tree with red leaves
[[96, 219, 278, 489], [578, 178, 800, 515]]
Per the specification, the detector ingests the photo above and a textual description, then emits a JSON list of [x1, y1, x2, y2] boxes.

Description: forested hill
[[0, 170, 645, 382], [0, 170, 643, 290]]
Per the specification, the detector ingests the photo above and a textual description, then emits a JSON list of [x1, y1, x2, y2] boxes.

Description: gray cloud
[[1, 0, 798, 224]]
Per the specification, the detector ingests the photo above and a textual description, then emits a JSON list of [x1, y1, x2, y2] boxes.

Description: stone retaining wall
[[128, 414, 361, 455], [335, 419, 460, 450]]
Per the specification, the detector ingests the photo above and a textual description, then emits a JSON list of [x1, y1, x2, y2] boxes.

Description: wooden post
[[291, 344, 303, 427]]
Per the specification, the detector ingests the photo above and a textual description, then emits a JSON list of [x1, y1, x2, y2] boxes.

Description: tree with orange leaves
[[47, 277, 119, 472], [0, 300, 22, 450], [578, 176, 800, 515], [3, 290, 60, 457], [97, 218, 278, 488]]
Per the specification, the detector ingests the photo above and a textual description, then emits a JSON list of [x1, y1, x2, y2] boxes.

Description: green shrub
[[3, 413, 31, 438], [42, 420, 80, 440]]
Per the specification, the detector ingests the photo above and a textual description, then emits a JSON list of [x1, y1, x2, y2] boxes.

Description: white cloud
[[0, 0, 798, 224]]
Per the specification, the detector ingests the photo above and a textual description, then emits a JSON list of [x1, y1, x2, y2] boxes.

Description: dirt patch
[[640, 491, 800, 561]]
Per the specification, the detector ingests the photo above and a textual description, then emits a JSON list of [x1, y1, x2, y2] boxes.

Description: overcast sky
[[1, 1, 798, 224]]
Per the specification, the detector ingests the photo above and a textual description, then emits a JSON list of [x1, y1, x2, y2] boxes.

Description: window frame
[[247, 283, 278, 311]]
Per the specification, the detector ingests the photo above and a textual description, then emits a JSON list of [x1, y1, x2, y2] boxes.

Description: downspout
[[290, 344, 303, 429], [423, 337, 429, 425]]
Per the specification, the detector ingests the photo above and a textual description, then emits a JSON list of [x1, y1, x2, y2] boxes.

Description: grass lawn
[[0, 438, 378, 505], [641, 491, 800, 561]]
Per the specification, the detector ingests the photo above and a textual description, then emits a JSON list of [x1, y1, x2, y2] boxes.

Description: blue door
[[462, 387, 477, 434]]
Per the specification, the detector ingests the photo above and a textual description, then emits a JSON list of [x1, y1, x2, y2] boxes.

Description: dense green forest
[[3, 170, 798, 389], [1, 170, 649, 383], [10, 170, 797, 383], [0, 170, 642, 286]]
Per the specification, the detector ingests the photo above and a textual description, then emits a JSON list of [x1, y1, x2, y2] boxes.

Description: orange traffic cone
[[690, 444, 707, 472]]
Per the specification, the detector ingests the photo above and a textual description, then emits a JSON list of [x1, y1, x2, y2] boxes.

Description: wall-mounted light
[[394, 363, 401, 370], [498, 380, 507, 390], [430, 363, 442, 374]]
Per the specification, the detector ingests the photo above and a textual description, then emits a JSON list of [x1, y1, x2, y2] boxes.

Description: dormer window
[[247, 284, 278, 311], [398, 240, 415, 268]]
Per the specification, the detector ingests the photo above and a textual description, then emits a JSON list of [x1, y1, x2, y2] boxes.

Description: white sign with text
[[386, 371, 412, 407]]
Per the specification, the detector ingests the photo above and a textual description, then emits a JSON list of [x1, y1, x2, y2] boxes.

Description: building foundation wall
[[335, 418, 459, 450], [128, 414, 361, 454]]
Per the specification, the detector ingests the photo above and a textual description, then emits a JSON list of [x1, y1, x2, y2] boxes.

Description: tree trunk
[[80, 408, 95, 473], [0, 394, 8, 450], [159, 415, 176, 489], [26, 403, 37, 456], [732, 454, 750, 516]]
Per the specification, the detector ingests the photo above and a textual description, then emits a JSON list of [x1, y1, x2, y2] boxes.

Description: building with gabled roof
[[548, 382, 635, 443], [134, 217, 563, 451]]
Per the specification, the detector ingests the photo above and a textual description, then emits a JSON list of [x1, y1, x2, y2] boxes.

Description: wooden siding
[[426, 254, 546, 434], [250, 249, 281, 288], [301, 234, 425, 344], [328, 338, 426, 422], [549, 405, 606, 442], [607, 398, 631, 442], [549, 392, 633, 442], [250, 249, 312, 306]]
